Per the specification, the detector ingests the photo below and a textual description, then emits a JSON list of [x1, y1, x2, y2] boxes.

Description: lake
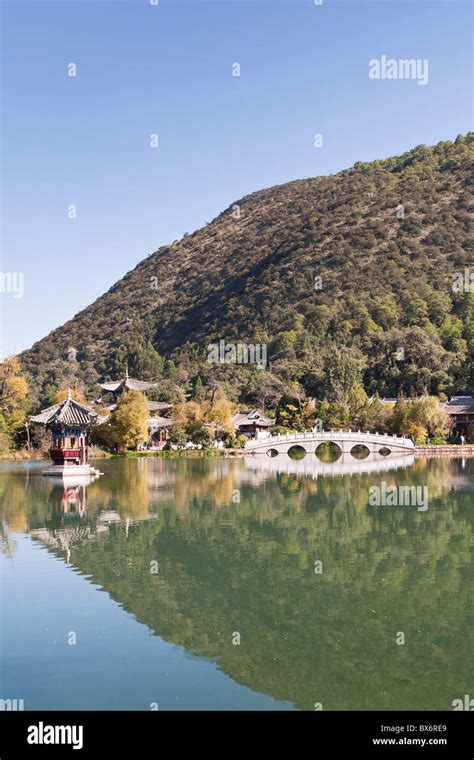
[[0, 455, 472, 711]]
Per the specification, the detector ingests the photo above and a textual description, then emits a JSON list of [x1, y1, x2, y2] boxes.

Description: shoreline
[[414, 445, 474, 457], [2, 446, 474, 462]]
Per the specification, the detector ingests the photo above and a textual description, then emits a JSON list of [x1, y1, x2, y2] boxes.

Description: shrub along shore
[[2, 444, 474, 462]]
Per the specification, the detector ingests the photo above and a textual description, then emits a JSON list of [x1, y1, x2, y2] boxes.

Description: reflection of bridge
[[244, 430, 415, 457], [243, 453, 416, 478]]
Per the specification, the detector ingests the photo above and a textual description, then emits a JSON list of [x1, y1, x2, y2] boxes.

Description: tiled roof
[[374, 396, 474, 415], [373, 397, 419, 405], [30, 392, 102, 426], [148, 401, 173, 411], [442, 396, 474, 415], [232, 409, 275, 427], [147, 416, 173, 430], [103, 400, 171, 416], [98, 377, 158, 393]]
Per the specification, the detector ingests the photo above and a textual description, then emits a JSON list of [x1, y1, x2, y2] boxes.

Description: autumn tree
[[109, 391, 149, 450], [204, 389, 234, 434], [277, 394, 317, 431], [388, 396, 450, 443], [0, 357, 29, 450], [408, 397, 451, 440], [53, 383, 88, 405], [171, 387, 235, 444]]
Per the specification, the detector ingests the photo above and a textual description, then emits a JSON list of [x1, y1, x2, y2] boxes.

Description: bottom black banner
[[0, 710, 472, 757]]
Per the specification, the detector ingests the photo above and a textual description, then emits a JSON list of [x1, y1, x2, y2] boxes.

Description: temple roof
[[148, 400, 173, 412], [30, 391, 104, 426], [147, 416, 173, 430], [441, 396, 474, 415], [232, 409, 275, 428], [374, 395, 474, 416], [98, 377, 159, 393], [102, 400, 171, 414]]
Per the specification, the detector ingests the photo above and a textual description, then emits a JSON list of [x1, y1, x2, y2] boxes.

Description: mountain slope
[[20, 134, 474, 402]]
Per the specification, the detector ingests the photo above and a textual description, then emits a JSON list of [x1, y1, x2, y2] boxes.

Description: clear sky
[[1, 0, 472, 357]]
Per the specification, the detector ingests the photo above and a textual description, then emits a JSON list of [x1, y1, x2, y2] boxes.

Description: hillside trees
[[16, 133, 474, 403], [0, 358, 29, 451], [107, 338, 164, 380]]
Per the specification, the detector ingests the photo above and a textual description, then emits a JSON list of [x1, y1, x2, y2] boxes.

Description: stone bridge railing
[[244, 429, 415, 454]]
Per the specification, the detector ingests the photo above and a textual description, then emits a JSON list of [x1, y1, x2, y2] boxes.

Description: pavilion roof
[[98, 377, 159, 393], [30, 391, 103, 427]]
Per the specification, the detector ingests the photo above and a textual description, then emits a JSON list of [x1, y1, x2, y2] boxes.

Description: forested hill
[[20, 134, 473, 405]]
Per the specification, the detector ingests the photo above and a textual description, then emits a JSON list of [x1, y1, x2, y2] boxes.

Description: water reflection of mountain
[[2, 457, 474, 710]]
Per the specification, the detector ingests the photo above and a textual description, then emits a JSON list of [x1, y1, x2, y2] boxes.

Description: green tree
[[193, 376, 205, 403], [388, 396, 409, 435], [408, 397, 451, 440], [325, 349, 363, 412]]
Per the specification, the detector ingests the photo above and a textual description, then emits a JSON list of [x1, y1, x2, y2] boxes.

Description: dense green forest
[[20, 134, 474, 409]]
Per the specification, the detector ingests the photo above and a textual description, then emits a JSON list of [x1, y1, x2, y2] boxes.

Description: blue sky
[[1, 0, 472, 357]]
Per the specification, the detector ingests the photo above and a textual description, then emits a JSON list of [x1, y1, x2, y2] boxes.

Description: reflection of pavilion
[[60, 482, 87, 516], [30, 476, 94, 562], [30, 477, 105, 563], [30, 473, 159, 562]]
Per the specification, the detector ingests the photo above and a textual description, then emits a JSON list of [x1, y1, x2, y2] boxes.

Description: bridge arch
[[315, 441, 342, 462], [350, 444, 370, 459], [287, 445, 307, 460], [379, 447, 391, 457], [266, 448, 279, 457]]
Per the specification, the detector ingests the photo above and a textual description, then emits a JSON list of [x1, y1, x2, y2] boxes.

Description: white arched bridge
[[244, 429, 415, 458]]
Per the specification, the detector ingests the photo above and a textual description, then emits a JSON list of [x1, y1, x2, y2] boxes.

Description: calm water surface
[[0, 455, 473, 710]]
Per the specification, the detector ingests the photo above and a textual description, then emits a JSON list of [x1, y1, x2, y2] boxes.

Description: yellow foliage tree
[[0, 357, 29, 433], [403, 419, 427, 444], [171, 401, 203, 436], [109, 390, 149, 450], [204, 390, 234, 434], [171, 390, 235, 440], [53, 383, 88, 405]]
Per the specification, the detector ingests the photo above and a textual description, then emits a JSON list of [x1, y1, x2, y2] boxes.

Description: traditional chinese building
[[231, 409, 275, 439], [29, 390, 104, 477], [98, 370, 159, 399], [147, 415, 173, 449], [441, 396, 474, 436], [98, 371, 173, 448]]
